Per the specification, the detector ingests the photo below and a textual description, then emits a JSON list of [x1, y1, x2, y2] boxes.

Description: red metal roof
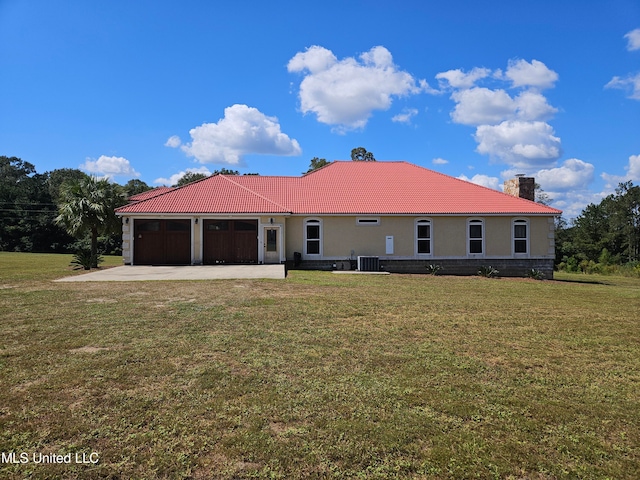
[[127, 186, 174, 202], [116, 162, 562, 215]]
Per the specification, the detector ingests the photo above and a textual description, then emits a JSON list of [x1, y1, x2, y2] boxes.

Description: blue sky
[[1, 0, 639, 217]]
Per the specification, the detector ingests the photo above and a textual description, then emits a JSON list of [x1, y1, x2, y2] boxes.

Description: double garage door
[[133, 219, 258, 265]]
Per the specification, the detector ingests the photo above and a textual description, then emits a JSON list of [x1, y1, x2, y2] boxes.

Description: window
[[136, 220, 160, 232], [304, 219, 322, 256], [416, 219, 432, 255], [513, 219, 528, 255], [468, 219, 484, 255], [356, 217, 380, 226], [234, 220, 258, 231], [266, 229, 277, 252], [207, 220, 229, 231], [166, 220, 190, 231]]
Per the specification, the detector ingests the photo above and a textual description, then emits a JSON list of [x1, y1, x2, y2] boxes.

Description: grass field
[[1, 252, 639, 479]]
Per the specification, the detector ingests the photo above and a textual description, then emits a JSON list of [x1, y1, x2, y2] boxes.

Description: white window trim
[[356, 217, 380, 226], [512, 218, 530, 257], [303, 217, 323, 258], [467, 218, 485, 257], [415, 218, 433, 257]]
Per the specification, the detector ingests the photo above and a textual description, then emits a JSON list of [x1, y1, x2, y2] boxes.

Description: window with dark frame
[[417, 220, 431, 254], [305, 220, 321, 255], [469, 220, 483, 254], [514, 220, 528, 254]]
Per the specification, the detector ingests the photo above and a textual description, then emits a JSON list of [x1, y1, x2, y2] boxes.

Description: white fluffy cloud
[[391, 108, 418, 124], [450, 88, 515, 125], [175, 104, 301, 165], [457, 173, 500, 190], [432, 157, 449, 165], [606, 29, 640, 100], [288, 45, 431, 130], [474, 121, 562, 168], [80, 155, 140, 179], [605, 73, 640, 100], [154, 167, 212, 186], [535, 158, 595, 191], [435, 67, 491, 89], [503, 59, 558, 89], [601, 154, 640, 188], [438, 59, 561, 170], [625, 28, 640, 51], [164, 135, 181, 148], [450, 88, 557, 126]]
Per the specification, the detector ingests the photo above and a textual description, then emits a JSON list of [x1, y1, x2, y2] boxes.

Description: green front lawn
[[1, 252, 639, 478]]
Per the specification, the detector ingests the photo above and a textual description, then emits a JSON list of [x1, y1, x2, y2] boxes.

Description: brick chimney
[[504, 175, 535, 201]]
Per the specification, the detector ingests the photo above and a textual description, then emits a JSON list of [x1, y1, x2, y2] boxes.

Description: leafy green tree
[[174, 172, 209, 187], [47, 168, 90, 204], [213, 168, 240, 175], [55, 176, 125, 267], [122, 179, 151, 197], [559, 181, 640, 267], [351, 147, 376, 161], [304, 157, 329, 173], [0, 156, 72, 252], [612, 181, 640, 262]]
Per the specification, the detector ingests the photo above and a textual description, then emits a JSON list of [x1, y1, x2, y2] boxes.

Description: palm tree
[[55, 176, 125, 268]]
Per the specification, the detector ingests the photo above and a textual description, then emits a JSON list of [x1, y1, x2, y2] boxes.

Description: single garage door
[[134, 219, 191, 265], [203, 219, 258, 264]]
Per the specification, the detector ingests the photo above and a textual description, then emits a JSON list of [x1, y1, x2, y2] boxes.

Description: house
[[115, 161, 562, 277]]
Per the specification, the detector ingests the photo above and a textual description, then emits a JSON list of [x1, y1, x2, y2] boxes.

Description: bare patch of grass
[[0, 253, 639, 478]]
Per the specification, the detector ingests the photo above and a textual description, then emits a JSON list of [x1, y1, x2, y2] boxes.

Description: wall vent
[[357, 256, 380, 272]]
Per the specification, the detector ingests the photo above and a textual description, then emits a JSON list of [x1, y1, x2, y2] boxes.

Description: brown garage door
[[134, 219, 191, 265], [203, 219, 258, 264]]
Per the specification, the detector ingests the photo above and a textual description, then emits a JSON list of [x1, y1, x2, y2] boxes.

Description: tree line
[[556, 181, 640, 274]]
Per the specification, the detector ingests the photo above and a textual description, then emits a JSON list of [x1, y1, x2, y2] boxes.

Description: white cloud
[[624, 28, 640, 51], [551, 190, 607, 219], [432, 157, 449, 165], [288, 45, 430, 130], [514, 91, 559, 121], [165, 135, 181, 148], [474, 120, 562, 168], [450, 88, 558, 126], [435, 67, 491, 89], [535, 158, 595, 191], [451, 88, 515, 125], [154, 166, 212, 186], [391, 108, 418, 124], [503, 59, 558, 89], [80, 155, 140, 179], [601, 154, 640, 188], [458, 173, 500, 190], [178, 104, 302, 165], [605, 73, 640, 100]]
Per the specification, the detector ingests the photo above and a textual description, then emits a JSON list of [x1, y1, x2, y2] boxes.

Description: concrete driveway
[[55, 264, 286, 282]]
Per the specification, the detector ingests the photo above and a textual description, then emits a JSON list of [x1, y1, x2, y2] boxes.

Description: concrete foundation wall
[[289, 258, 555, 279]]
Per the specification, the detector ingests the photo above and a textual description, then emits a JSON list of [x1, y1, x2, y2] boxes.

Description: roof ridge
[[220, 175, 291, 212]]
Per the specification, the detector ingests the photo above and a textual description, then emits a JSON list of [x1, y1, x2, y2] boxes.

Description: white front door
[[263, 226, 280, 264]]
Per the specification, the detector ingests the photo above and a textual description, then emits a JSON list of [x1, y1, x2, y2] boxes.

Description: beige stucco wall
[[121, 214, 556, 264], [285, 215, 555, 260]]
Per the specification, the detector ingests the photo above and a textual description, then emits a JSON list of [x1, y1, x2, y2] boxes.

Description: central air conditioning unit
[[357, 256, 380, 272]]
